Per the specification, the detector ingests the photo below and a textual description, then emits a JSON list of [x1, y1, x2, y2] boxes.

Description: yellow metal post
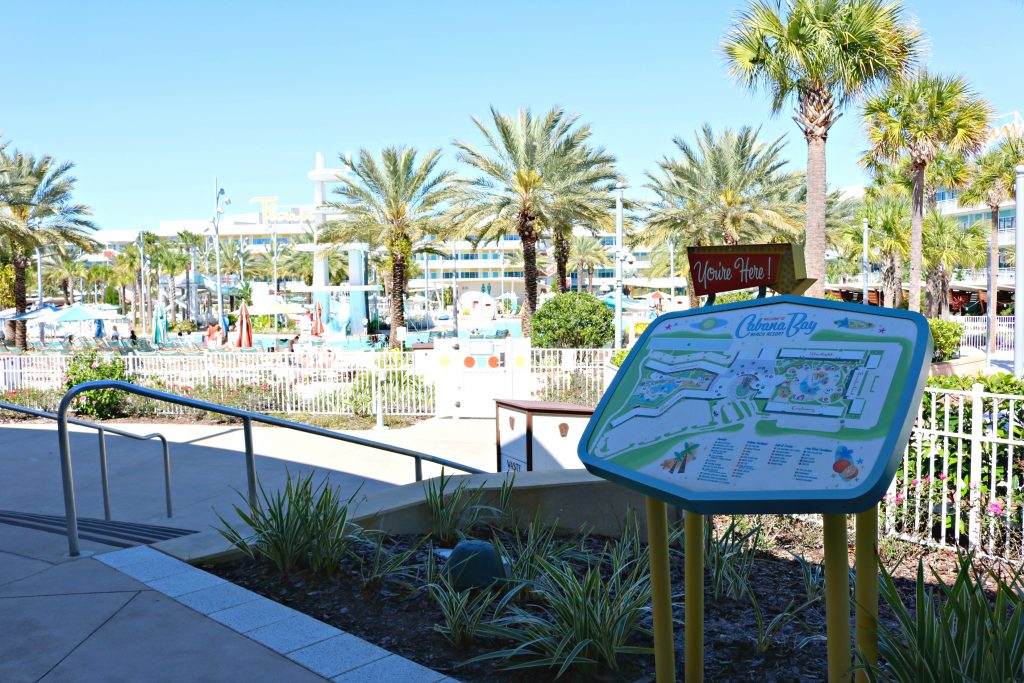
[[854, 506, 879, 682], [685, 510, 704, 682], [823, 513, 852, 682], [645, 497, 676, 683]]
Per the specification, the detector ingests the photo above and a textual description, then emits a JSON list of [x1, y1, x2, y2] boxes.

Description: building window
[[596, 269, 614, 278], [600, 236, 614, 246], [503, 234, 520, 241], [507, 270, 524, 278], [999, 216, 1015, 230]]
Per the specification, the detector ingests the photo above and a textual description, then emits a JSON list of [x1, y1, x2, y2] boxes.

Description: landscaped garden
[[204, 471, 1024, 682]]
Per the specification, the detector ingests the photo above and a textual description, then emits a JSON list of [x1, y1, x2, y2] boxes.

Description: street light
[[212, 178, 231, 334], [1015, 165, 1024, 376], [614, 183, 624, 350]]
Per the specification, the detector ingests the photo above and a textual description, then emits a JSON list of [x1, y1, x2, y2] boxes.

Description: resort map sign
[[578, 296, 932, 514]]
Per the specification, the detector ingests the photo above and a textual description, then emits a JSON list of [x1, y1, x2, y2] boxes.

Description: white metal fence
[[0, 351, 435, 417], [958, 316, 1015, 352], [529, 348, 613, 407], [881, 384, 1024, 562]]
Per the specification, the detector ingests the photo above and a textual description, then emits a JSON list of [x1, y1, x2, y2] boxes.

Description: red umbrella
[[311, 300, 325, 337], [236, 302, 253, 348]]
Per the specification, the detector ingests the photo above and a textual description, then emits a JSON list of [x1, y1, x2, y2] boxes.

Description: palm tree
[[960, 134, 1024, 351], [110, 255, 135, 317], [155, 241, 189, 325], [0, 150, 97, 348], [862, 192, 909, 308], [646, 125, 804, 303], [220, 238, 254, 283], [86, 263, 114, 304], [279, 226, 347, 300], [922, 209, 985, 319], [115, 244, 142, 328], [862, 71, 991, 313], [567, 235, 611, 293], [723, 0, 920, 298], [451, 106, 618, 336], [177, 230, 205, 321], [43, 248, 84, 304], [322, 146, 452, 348]]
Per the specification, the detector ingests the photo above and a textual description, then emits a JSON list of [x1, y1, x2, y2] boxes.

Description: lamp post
[[1014, 165, 1024, 376], [614, 183, 624, 350], [35, 247, 44, 342], [272, 225, 279, 333], [212, 178, 231, 332], [862, 218, 870, 304], [668, 240, 676, 303], [138, 232, 147, 335]]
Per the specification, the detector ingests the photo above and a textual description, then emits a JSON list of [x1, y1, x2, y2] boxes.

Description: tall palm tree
[[646, 125, 804, 303], [177, 230, 205, 321], [567, 235, 611, 293], [322, 146, 452, 348], [861, 192, 909, 308], [862, 71, 991, 313], [220, 238, 253, 283], [723, 0, 920, 298], [451, 106, 618, 336], [155, 241, 189, 325], [110, 254, 135, 317], [43, 248, 84, 304], [922, 209, 985, 319], [86, 263, 114, 304], [960, 134, 1024, 351], [279, 226, 347, 300], [0, 150, 97, 348]]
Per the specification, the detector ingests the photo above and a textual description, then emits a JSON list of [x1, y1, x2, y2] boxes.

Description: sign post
[[580, 263, 931, 681]]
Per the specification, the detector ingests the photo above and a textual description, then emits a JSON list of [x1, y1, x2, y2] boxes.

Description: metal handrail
[[0, 400, 172, 524], [56, 380, 484, 556]]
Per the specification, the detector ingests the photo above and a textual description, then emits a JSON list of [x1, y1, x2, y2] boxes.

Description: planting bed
[[205, 515, 1006, 683]]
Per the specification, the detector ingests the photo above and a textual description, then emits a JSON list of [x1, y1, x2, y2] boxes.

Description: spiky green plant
[[422, 470, 498, 546]]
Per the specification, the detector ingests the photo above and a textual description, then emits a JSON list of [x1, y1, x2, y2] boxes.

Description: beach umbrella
[[153, 303, 168, 344], [51, 304, 106, 323], [236, 301, 253, 348], [311, 300, 325, 337]]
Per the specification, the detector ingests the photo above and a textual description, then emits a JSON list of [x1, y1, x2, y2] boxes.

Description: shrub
[[712, 290, 755, 305], [429, 574, 512, 649], [609, 349, 629, 368], [216, 471, 361, 577], [64, 351, 131, 419], [866, 551, 1024, 682], [531, 292, 613, 348], [928, 318, 964, 362], [1, 387, 63, 414], [170, 319, 197, 334], [344, 362, 430, 417], [422, 470, 497, 546], [471, 553, 652, 677]]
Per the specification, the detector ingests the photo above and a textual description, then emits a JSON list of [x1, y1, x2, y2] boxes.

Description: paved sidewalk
[[0, 417, 496, 535], [0, 525, 329, 683]]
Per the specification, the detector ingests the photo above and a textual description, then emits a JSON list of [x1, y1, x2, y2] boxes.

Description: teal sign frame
[[578, 295, 932, 514]]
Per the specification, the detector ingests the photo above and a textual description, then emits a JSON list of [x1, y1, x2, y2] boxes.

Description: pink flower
[[937, 473, 947, 481], [895, 492, 906, 505], [923, 476, 931, 484], [911, 479, 919, 486], [91, 361, 99, 369], [989, 502, 1005, 517]]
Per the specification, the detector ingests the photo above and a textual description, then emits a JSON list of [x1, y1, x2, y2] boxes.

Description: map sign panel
[[578, 296, 932, 514]]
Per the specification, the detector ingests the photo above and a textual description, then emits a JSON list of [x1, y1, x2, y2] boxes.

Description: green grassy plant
[[789, 551, 825, 603], [470, 553, 652, 678], [422, 470, 498, 546], [354, 530, 423, 593], [216, 471, 360, 577], [704, 517, 761, 600], [748, 590, 819, 654], [862, 551, 1024, 682], [428, 573, 513, 649]]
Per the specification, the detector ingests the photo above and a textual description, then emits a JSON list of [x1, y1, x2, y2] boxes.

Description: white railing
[[0, 351, 435, 417], [957, 316, 1015, 352], [882, 384, 1024, 562], [529, 348, 613, 407]]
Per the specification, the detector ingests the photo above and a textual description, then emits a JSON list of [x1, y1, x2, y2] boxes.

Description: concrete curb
[[96, 546, 456, 682]]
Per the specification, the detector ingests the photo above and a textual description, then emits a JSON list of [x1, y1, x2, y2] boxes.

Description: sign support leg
[[823, 513, 852, 682], [684, 510, 703, 682], [645, 496, 676, 683], [854, 506, 879, 682]]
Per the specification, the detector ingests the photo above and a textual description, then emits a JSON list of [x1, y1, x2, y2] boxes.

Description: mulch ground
[[204, 516, 1010, 682]]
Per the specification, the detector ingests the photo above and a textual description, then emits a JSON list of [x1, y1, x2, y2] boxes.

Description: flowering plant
[[64, 351, 131, 419]]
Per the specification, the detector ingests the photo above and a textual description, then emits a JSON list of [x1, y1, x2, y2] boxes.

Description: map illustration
[[580, 298, 931, 513]]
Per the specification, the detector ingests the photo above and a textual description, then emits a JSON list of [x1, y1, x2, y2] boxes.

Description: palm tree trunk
[[908, 164, 925, 313], [924, 270, 941, 318], [988, 202, 1000, 355], [133, 270, 141, 330], [389, 252, 406, 349], [168, 273, 177, 326], [519, 220, 539, 337], [804, 132, 827, 299], [577, 263, 585, 293], [13, 253, 28, 350], [61, 278, 70, 306], [554, 230, 570, 293]]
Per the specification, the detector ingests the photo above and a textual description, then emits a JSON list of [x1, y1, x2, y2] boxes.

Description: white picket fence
[[881, 383, 1024, 562], [529, 348, 613, 406], [958, 316, 1015, 352], [0, 351, 436, 417]]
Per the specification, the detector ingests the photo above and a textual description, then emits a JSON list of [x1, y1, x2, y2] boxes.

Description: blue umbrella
[[94, 318, 105, 339], [153, 303, 168, 344]]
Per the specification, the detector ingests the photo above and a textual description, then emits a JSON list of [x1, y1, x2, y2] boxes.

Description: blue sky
[[3, 1, 1021, 230]]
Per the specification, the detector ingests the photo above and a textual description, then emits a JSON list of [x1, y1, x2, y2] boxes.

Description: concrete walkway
[[0, 417, 496, 535], [0, 417, 493, 682]]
